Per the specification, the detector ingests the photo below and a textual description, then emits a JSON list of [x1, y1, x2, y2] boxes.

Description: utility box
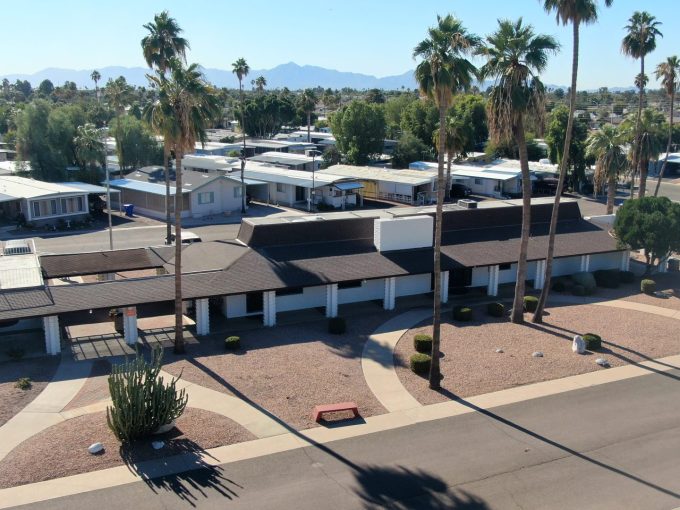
[[374, 215, 433, 252]]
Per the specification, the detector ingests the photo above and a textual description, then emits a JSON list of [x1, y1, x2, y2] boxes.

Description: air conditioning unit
[[457, 199, 477, 209]]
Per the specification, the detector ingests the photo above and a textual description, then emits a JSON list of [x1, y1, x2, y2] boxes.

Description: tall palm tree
[[232, 57, 249, 213], [622, 11, 662, 198], [141, 10, 190, 245], [532, 0, 613, 324], [586, 125, 626, 214], [254, 76, 267, 92], [478, 18, 558, 325], [147, 59, 220, 353], [654, 56, 679, 196], [298, 89, 318, 143], [90, 70, 101, 102], [433, 114, 469, 200], [414, 14, 479, 389]]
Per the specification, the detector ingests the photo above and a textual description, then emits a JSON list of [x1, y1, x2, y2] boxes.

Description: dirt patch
[[0, 357, 59, 427], [163, 314, 390, 430], [62, 360, 112, 411], [395, 303, 680, 406], [0, 407, 255, 489]]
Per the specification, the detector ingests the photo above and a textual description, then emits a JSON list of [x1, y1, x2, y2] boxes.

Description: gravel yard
[[596, 272, 680, 311], [0, 357, 59, 427], [396, 303, 680, 406], [0, 408, 255, 489]]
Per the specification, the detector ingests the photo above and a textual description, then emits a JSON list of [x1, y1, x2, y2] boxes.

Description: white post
[[221, 296, 229, 317], [123, 306, 137, 346], [620, 250, 630, 272], [43, 315, 60, 355], [263, 291, 276, 327], [534, 259, 546, 290], [325, 283, 338, 318], [383, 277, 396, 310], [440, 271, 449, 304], [195, 298, 210, 335], [659, 256, 669, 273], [487, 265, 499, 296], [580, 254, 591, 272]]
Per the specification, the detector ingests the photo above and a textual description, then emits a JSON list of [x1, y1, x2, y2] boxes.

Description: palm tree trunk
[[164, 141, 172, 244], [174, 149, 185, 354], [428, 101, 446, 390], [445, 150, 452, 201], [655, 87, 674, 196], [631, 56, 645, 198], [533, 21, 579, 324], [240, 80, 246, 214], [607, 173, 617, 214], [511, 116, 531, 325]]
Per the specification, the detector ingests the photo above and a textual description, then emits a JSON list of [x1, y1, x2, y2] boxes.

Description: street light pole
[[101, 127, 113, 251], [310, 150, 320, 213]]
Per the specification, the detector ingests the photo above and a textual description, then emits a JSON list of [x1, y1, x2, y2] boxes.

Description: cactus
[[106, 348, 188, 443]]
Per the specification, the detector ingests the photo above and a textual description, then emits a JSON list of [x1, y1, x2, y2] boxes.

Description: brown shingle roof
[[40, 248, 166, 278]]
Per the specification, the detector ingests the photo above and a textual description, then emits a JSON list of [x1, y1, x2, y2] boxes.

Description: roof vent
[[457, 199, 478, 209]]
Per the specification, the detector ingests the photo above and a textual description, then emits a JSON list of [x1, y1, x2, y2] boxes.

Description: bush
[[413, 334, 433, 353], [551, 279, 566, 292], [410, 353, 432, 375], [523, 296, 539, 313], [582, 333, 602, 351], [593, 269, 620, 289], [14, 377, 31, 390], [225, 336, 240, 350], [641, 279, 656, 295], [328, 317, 346, 334], [106, 348, 188, 443], [572, 271, 596, 292], [572, 284, 586, 296], [452, 306, 473, 321], [620, 270, 635, 284], [486, 302, 505, 317]]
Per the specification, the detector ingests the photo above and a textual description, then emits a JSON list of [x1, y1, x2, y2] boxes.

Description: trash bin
[[124, 204, 134, 217]]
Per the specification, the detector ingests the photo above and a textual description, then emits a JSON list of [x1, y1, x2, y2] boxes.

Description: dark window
[[338, 280, 362, 289], [275, 287, 304, 296], [449, 268, 472, 288], [246, 292, 263, 313], [499, 263, 511, 270], [295, 186, 306, 201]]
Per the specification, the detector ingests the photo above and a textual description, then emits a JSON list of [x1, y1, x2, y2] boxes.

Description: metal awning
[[333, 181, 364, 191]]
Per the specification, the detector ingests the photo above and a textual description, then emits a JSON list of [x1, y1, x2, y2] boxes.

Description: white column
[[620, 250, 630, 272], [123, 306, 138, 346], [487, 265, 499, 296], [534, 259, 546, 290], [440, 271, 449, 304], [383, 277, 396, 310], [580, 254, 591, 272], [325, 284, 338, 318], [43, 315, 60, 355], [221, 296, 229, 317], [263, 291, 276, 327], [195, 298, 210, 335]]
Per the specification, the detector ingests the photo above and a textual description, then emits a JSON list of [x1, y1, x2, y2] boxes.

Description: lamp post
[[101, 126, 113, 251], [309, 150, 321, 212]]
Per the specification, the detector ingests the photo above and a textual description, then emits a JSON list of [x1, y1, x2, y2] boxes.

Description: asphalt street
[[16, 368, 680, 510]]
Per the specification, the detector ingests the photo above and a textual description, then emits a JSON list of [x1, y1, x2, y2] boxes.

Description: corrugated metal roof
[[0, 176, 89, 199], [321, 165, 434, 186], [56, 182, 119, 194]]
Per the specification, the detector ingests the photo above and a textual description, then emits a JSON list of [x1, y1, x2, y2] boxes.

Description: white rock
[[153, 421, 176, 435], [495, 348, 504, 353], [595, 358, 610, 368], [532, 351, 544, 358], [88, 442, 104, 454], [151, 441, 165, 450], [572, 335, 586, 354]]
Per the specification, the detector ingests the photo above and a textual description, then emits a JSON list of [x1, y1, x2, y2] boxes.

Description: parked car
[[450, 183, 472, 198], [169, 231, 202, 245]]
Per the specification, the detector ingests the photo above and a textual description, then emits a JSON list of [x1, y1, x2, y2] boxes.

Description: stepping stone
[[532, 351, 544, 358], [88, 442, 104, 454]]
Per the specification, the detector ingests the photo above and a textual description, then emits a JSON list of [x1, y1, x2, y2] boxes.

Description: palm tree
[[622, 11, 662, 198], [478, 18, 558, 325], [654, 56, 679, 196], [414, 14, 479, 389], [141, 10, 190, 245], [532, 0, 613, 324], [74, 123, 105, 179], [254, 76, 267, 92], [232, 57, 249, 213], [147, 59, 220, 353], [90, 70, 101, 101], [298, 89, 318, 143], [586, 125, 626, 214], [433, 114, 469, 200]]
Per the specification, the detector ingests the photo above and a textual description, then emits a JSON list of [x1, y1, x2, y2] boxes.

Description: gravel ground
[[62, 360, 112, 411], [0, 408, 255, 489], [598, 272, 680, 311], [0, 357, 59, 427], [396, 303, 680, 406], [162, 314, 390, 430]]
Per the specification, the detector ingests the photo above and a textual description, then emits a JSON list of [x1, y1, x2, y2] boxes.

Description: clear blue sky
[[5, 0, 678, 89]]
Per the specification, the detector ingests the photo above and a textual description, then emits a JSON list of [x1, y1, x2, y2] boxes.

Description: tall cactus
[[106, 347, 188, 442]]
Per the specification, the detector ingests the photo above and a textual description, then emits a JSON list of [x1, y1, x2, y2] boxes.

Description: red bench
[[312, 402, 360, 422]]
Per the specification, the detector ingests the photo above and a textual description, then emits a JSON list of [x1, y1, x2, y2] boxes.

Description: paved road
[[18, 369, 680, 510]]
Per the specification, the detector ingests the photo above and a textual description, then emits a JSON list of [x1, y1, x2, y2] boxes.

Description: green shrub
[[5, 347, 25, 361], [572, 272, 596, 293], [486, 302, 505, 317], [619, 270, 635, 284], [641, 279, 656, 295], [572, 284, 586, 296], [410, 353, 432, 375], [582, 333, 602, 351], [452, 306, 473, 321], [14, 377, 31, 390], [551, 279, 566, 292], [328, 317, 346, 334], [225, 336, 240, 350], [413, 334, 433, 353], [106, 348, 188, 443], [523, 296, 539, 313], [593, 269, 620, 289]]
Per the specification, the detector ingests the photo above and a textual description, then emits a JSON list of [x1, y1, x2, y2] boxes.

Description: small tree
[[613, 196, 680, 271]]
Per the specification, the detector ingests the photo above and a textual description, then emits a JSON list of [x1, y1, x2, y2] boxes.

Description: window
[[32, 201, 40, 218], [499, 263, 511, 271], [338, 280, 363, 289], [198, 191, 214, 204], [233, 186, 243, 198], [50, 200, 58, 215], [276, 183, 285, 193], [474, 178, 483, 185]]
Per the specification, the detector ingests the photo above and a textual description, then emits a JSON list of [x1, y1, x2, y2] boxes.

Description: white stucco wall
[[190, 179, 242, 218], [498, 264, 518, 284], [589, 252, 623, 271], [276, 285, 326, 312], [552, 256, 582, 277], [471, 267, 490, 288], [395, 273, 431, 297], [224, 294, 247, 318], [337, 279, 384, 304]]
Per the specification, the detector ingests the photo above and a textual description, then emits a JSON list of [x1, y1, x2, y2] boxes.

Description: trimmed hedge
[[641, 279, 656, 295], [582, 333, 602, 351], [620, 270, 635, 284], [523, 296, 539, 313], [572, 284, 586, 297], [486, 302, 505, 318], [224, 336, 240, 350], [593, 269, 620, 289], [410, 353, 432, 375], [452, 306, 473, 321], [413, 334, 433, 354], [328, 317, 347, 334], [572, 271, 596, 293]]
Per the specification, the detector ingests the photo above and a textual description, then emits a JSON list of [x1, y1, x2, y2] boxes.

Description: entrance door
[[246, 292, 263, 313], [295, 186, 306, 202]]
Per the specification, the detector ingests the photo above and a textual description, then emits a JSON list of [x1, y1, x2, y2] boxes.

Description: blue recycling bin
[[124, 204, 134, 217]]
